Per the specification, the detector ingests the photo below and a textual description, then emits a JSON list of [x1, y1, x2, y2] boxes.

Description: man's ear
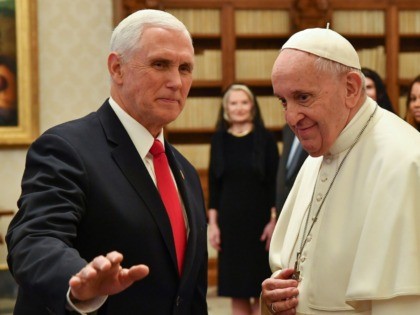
[[108, 52, 123, 84], [345, 71, 363, 109]]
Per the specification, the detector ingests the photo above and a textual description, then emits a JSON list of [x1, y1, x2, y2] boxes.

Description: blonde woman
[[208, 84, 279, 315]]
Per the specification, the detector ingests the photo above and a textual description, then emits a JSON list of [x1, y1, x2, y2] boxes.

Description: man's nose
[[167, 68, 182, 89], [285, 103, 303, 126]]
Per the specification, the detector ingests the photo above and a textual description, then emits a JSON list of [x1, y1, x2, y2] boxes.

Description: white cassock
[[264, 97, 420, 314]]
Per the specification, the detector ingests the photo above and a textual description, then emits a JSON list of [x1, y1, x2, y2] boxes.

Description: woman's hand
[[208, 222, 221, 251]]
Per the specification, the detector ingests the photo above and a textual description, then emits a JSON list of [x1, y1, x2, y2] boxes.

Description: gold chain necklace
[[228, 126, 253, 137], [292, 105, 378, 281]]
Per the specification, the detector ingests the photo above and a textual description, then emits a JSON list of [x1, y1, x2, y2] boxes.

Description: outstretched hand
[[69, 251, 149, 302]]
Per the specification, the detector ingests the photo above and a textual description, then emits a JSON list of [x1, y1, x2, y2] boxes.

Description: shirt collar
[[108, 97, 164, 159]]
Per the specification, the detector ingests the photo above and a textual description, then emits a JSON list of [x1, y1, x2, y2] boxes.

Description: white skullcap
[[281, 27, 361, 70]]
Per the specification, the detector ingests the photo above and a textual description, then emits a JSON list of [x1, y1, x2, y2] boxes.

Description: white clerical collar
[[327, 97, 380, 156], [108, 97, 164, 159]]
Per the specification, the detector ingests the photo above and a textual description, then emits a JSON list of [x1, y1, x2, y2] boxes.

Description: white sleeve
[[66, 287, 107, 314]]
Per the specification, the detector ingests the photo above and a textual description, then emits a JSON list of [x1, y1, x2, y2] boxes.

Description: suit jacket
[[6, 100, 208, 315], [275, 125, 308, 216]]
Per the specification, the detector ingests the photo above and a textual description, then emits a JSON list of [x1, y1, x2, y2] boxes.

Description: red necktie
[[150, 139, 186, 274]]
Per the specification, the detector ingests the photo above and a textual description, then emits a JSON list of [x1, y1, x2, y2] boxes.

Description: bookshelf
[[113, 0, 420, 138], [113, 0, 420, 285]]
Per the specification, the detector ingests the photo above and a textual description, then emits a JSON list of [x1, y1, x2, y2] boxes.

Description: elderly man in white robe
[[261, 27, 420, 315]]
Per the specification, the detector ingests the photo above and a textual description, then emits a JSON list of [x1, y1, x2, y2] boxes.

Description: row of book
[[168, 8, 290, 35], [332, 10, 385, 34], [193, 47, 387, 81], [174, 140, 284, 170], [194, 49, 281, 80], [358, 46, 386, 78], [235, 50, 279, 80], [399, 52, 420, 79], [168, 97, 221, 129], [235, 10, 290, 35], [167, 96, 285, 130], [399, 10, 420, 34], [168, 8, 420, 36], [166, 9, 220, 34], [193, 50, 222, 80], [172, 144, 211, 169]]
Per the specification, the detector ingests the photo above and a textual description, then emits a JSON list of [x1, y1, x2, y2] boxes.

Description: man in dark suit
[[6, 9, 208, 315], [275, 124, 308, 217]]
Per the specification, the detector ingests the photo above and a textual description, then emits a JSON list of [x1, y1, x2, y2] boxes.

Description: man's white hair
[[110, 9, 192, 61]]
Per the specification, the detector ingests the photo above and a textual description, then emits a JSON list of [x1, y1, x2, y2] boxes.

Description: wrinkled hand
[[208, 223, 221, 251], [261, 269, 299, 315], [69, 251, 149, 302], [260, 220, 276, 251]]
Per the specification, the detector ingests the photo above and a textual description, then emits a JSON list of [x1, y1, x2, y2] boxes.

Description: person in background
[[261, 27, 420, 314], [405, 74, 420, 131], [208, 84, 279, 315], [275, 124, 308, 218], [361, 67, 395, 113], [6, 9, 208, 315], [0, 55, 17, 126]]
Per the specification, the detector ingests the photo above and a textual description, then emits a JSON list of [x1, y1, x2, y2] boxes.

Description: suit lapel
[[284, 126, 307, 181], [97, 102, 178, 272]]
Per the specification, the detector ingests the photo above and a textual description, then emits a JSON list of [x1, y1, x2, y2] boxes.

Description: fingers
[[69, 251, 150, 302], [119, 264, 150, 285], [261, 272, 299, 314], [270, 297, 298, 314], [69, 251, 124, 287], [262, 280, 298, 300], [127, 264, 149, 281], [106, 251, 124, 264], [209, 234, 221, 251], [276, 268, 296, 281], [90, 251, 123, 271], [260, 230, 268, 241]]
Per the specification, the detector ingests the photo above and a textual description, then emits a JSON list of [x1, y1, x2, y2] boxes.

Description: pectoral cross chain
[[291, 252, 301, 281]]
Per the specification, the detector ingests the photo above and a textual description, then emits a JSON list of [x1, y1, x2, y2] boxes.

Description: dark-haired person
[[405, 74, 420, 131]]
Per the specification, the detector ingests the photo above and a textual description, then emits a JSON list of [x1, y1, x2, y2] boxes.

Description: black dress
[[208, 128, 279, 298]]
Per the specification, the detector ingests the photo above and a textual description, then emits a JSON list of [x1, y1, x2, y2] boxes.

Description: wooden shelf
[[340, 35, 385, 49], [0, 210, 14, 217], [400, 36, 420, 52], [191, 35, 221, 52], [236, 37, 289, 49], [166, 128, 215, 144], [114, 0, 420, 130]]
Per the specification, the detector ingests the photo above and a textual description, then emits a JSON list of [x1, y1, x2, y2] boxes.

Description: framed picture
[[0, 0, 38, 146]]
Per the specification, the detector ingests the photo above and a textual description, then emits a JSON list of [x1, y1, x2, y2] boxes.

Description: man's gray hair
[[110, 9, 192, 61], [314, 56, 365, 90]]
